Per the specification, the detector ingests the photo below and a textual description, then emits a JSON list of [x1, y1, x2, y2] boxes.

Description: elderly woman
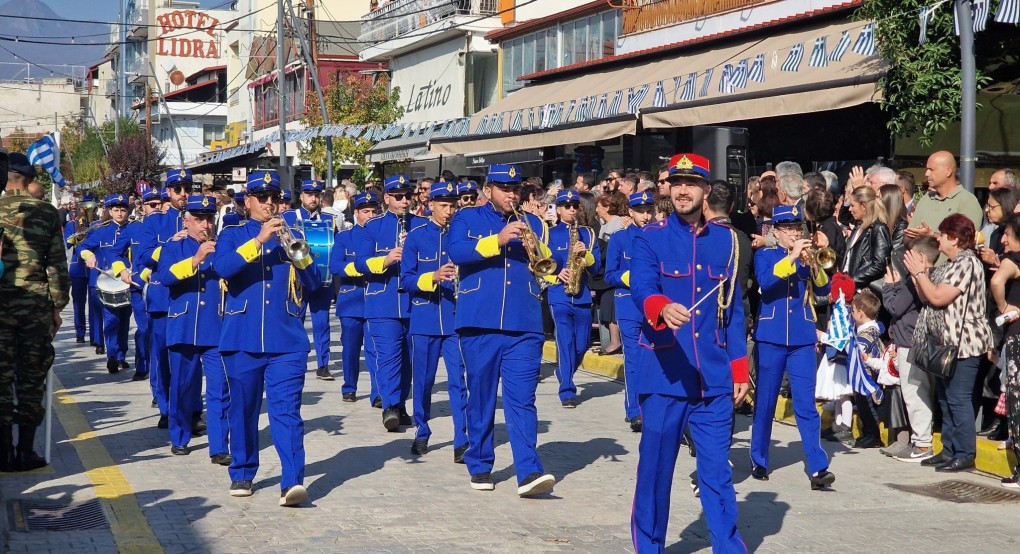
[[904, 213, 994, 472], [990, 213, 1020, 487], [842, 186, 891, 291]]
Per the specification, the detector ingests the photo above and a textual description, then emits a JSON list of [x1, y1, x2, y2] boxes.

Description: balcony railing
[[621, 0, 771, 36], [127, 7, 149, 37], [360, 0, 497, 44], [105, 78, 118, 98]]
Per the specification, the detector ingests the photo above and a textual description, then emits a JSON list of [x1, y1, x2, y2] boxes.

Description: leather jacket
[[888, 218, 908, 279], [844, 222, 891, 288]]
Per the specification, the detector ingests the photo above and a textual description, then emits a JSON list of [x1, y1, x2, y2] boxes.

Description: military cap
[[457, 181, 478, 195], [666, 153, 711, 183], [281, 189, 292, 202], [246, 170, 281, 193], [383, 174, 413, 193], [556, 189, 580, 205], [487, 164, 522, 185], [429, 181, 459, 201], [629, 191, 655, 208], [186, 194, 217, 215], [103, 193, 130, 208], [8, 153, 37, 178], [353, 191, 380, 209], [166, 168, 193, 187], [771, 204, 803, 225], [140, 186, 160, 202], [301, 180, 324, 193]]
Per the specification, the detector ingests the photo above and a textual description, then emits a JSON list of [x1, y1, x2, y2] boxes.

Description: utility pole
[[115, 0, 125, 142], [277, 0, 289, 194], [145, 81, 152, 144], [956, 0, 976, 193]]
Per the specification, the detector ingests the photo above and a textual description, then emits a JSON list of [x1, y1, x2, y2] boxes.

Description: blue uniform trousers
[[751, 342, 828, 474], [339, 317, 379, 402], [71, 277, 88, 340], [102, 304, 130, 362], [149, 314, 171, 416], [87, 286, 104, 347], [168, 345, 229, 455], [304, 286, 333, 369], [632, 393, 745, 554], [460, 330, 544, 484], [366, 318, 410, 410], [223, 350, 306, 490], [619, 318, 642, 420], [130, 290, 150, 376], [551, 303, 592, 402], [410, 334, 468, 448]]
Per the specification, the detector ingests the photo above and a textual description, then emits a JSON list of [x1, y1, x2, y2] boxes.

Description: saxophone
[[563, 222, 585, 296]]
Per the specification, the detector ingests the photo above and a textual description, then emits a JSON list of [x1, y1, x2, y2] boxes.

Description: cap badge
[[178, 169, 187, 179], [676, 155, 694, 171], [446, 183, 454, 192], [507, 166, 517, 178], [398, 176, 406, 184], [201, 197, 210, 207], [791, 206, 799, 217], [263, 173, 272, 184], [641, 192, 649, 202]]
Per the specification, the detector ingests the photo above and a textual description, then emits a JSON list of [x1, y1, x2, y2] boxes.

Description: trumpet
[[511, 204, 556, 278], [275, 217, 310, 262]]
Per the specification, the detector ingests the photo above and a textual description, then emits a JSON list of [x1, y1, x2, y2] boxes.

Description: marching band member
[[213, 170, 320, 506], [78, 193, 134, 374], [629, 153, 748, 553], [64, 194, 98, 345], [750, 204, 835, 489], [219, 190, 247, 231], [283, 180, 337, 380], [545, 189, 600, 408], [138, 171, 192, 431], [400, 181, 468, 460], [355, 175, 423, 431], [122, 184, 160, 382], [458, 181, 479, 208], [154, 194, 230, 464], [279, 188, 293, 213], [329, 192, 381, 405], [604, 191, 656, 432], [448, 164, 557, 496]]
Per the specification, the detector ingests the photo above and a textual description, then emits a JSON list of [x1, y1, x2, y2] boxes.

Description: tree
[[60, 117, 165, 196], [300, 72, 404, 187], [856, 0, 1020, 146], [105, 134, 166, 196]]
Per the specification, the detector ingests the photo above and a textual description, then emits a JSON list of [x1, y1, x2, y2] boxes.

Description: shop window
[[203, 124, 225, 147]]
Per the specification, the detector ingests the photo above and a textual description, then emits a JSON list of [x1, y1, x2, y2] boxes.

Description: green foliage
[[300, 73, 404, 187], [60, 117, 164, 196], [856, 0, 1020, 146]]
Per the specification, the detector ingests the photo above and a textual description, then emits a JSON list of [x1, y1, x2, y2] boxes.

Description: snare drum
[[97, 272, 131, 308], [299, 220, 335, 285]]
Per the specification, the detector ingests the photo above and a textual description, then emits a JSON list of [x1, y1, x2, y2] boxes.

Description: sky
[[48, 0, 228, 24]]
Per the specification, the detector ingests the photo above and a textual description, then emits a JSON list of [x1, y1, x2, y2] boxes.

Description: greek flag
[[510, 110, 523, 132], [853, 23, 876, 56], [679, 72, 698, 101], [608, 92, 623, 116], [719, 64, 734, 94], [954, 0, 990, 34], [809, 36, 828, 67], [699, 68, 714, 97], [593, 93, 610, 118], [781, 44, 804, 72], [652, 81, 666, 108], [627, 84, 650, 113], [824, 294, 852, 352], [748, 54, 765, 83], [27, 133, 66, 188], [830, 31, 851, 61], [848, 333, 883, 401], [731, 59, 749, 89], [919, 6, 933, 45], [996, 0, 1020, 23]]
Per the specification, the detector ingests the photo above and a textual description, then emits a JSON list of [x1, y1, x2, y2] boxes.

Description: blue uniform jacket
[[329, 223, 368, 318], [448, 203, 556, 333], [212, 219, 322, 353], [629, 216, 748, 398], [123, 220, 148, 288], [138, 207, 184, 313], [64, 221, 88, 280], [400, 220, 457, 336], [546, 222, 600, 306], [753, 245, 831, 347], [78, 220, 131, 287], [354, 211, 424, 319], [220, 212, 245, 228], [154, 236, 222, 347], [604, 225, 641, 323]]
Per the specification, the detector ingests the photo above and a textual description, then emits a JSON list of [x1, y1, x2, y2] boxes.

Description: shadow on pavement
[[667, 490, 789, 553]]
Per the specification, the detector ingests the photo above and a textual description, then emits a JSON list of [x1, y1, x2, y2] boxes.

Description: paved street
[[2, 307, 1020, 553]]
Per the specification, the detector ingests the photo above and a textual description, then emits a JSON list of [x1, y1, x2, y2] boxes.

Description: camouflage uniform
[[0, 189, 70, 427]]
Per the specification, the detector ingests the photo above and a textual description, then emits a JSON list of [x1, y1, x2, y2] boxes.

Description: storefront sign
[[156, 9, 221, 59], [390, 38, 465, 123]]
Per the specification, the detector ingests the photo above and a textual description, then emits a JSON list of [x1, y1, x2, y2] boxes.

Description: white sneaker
[[517, 473, 555, 497], [279, 485, 307, 507]]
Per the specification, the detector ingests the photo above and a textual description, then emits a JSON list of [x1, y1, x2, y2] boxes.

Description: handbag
[[913, 274, 973, 379]]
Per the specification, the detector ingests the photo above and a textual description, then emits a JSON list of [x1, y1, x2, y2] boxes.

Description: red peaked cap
[[830, 273, 856, 303]]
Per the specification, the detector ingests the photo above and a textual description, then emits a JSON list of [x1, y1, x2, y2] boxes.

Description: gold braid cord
[[716, 228, 738, 326], [289, 265, 303, 306], [219, 278, 228, 317]]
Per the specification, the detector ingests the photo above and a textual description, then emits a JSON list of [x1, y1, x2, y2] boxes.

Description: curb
[[543, 341, 1017, 478]]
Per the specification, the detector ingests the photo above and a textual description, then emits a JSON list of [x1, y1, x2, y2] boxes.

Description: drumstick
[[676, 281, 724, 328]]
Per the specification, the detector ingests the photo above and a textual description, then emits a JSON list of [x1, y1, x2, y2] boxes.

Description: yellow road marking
[[51, 373, 164, 554]]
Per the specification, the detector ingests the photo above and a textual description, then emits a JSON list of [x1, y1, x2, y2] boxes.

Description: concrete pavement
[[1, 306, 1019, 553]]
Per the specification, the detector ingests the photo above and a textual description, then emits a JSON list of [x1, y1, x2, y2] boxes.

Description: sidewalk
[[1, 310, 1018, 553]]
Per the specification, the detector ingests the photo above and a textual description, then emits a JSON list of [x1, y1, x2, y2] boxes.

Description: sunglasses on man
[[144, 201, 161, 209], [252, 192, 281, 203], [460, 194, 478, 202]]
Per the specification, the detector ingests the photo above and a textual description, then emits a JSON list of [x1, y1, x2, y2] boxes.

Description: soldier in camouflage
[[0, 152, 70, 472]]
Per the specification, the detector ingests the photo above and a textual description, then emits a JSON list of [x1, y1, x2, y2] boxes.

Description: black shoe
[[315, 367, 335, 381], [454, 444, 467, 464], [120, 361, 130, 370], [779, 385, 791, 398], [151, 397, 157, 408], [517, 472, 555, 497], [978, 417, 1003, 437], [398, 407, 413, 426], [131, 371, 148, 382], [853, 435, 881, 449], [372, 397, 383, 409], [76, 337, 86, 343], [96, 345, 105, 355], [382, 408, 400, 432], [13, 425, 48, 472], [561, 398, 578, 409], [629, 416, 643, 433], [192, 414, 207, 437], [750, 465, 769, 481], [107, 359, 120, 374], [990, 423, 1010, 442], [229, 480, 253, 497], [157, 415, 169, 429], [341, 393, 357, 402], [170, 445, 190, 456], [820, 427, 837, 441], [210, 453, 233, 466], [411, 439, 429, 456], [810, 470, 836, 490], [920, 452, 948, 467], [935, 457, 975, 472], [470, 473, 495, 491]]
